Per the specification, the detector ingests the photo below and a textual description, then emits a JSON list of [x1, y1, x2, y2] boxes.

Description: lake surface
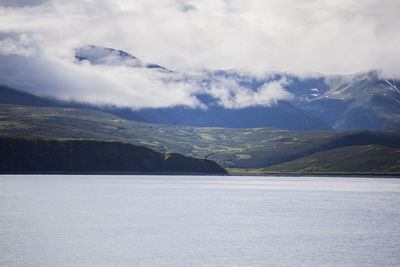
[[1, 175, 399, 266]]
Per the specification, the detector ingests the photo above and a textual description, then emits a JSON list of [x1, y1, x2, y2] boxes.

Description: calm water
[[1, 175, 400, 266]]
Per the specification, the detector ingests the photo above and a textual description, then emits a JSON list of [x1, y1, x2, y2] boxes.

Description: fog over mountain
[[0, 0, 399, 109]]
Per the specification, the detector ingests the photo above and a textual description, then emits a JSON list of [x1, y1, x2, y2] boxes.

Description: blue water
[[1, 175, 399, 266]]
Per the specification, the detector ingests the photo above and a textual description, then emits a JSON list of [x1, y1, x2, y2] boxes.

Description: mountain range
[[3, 45, 399, 132], [74, 46, 400, 132], [1, 95, 400, 174], [1, 45, 400, 174]]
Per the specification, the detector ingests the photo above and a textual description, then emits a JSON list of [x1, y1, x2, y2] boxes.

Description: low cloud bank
[[0, 0, 399, 109], [0, 34, 292, 109]]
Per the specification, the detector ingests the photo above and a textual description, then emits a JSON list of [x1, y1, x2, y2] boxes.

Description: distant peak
[[75, 45, 170, 71]]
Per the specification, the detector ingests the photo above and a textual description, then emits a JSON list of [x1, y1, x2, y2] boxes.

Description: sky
[[0, 0, 399, 109]]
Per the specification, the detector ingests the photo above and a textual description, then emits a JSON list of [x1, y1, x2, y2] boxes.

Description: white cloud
[[0, 0, 399, 109], [0, 50, 205, 109], [205, 76, 292, 109], [0, 33, 36, 57]]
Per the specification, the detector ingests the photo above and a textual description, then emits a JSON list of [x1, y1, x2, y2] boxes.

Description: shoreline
[[0, 171, 399, 178]]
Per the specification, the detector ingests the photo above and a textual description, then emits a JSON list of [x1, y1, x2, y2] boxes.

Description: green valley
[[1, 103, 400, 174]]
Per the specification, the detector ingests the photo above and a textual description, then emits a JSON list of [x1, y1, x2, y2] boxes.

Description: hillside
[[122, 101, 332, 131], [2, 103, 400, 170], [73, 46, 331, 131], [260, 145, 400, 174], [293, 72, 400, 131], [74, 47, 400, 131], [0, 134, 227, 174], [0, 103, 338, 168], [0, 85, 60, 107], [0, 84, 331, 131]]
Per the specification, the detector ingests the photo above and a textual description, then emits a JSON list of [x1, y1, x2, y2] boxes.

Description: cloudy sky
[[0, 0, 399, 109]]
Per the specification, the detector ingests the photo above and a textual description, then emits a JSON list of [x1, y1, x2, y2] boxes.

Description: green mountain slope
[[0, 103, 340, 168], [261, 145, 400, 174], [2, 103, 400, 170], [0, 85, 59, 107], [0, 134, 227, 174]]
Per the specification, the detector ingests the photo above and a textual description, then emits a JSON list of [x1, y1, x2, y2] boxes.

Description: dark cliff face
[[162, 152, 226, 174], [0, 136, 227, 174]]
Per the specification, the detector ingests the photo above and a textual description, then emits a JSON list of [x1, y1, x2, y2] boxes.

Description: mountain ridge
[[2, 45, 399, 131], [0, 133, 227, 174], [261, 144, 400, 174], [45, 45, 400, 131], [2, 101, 400, 171]]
